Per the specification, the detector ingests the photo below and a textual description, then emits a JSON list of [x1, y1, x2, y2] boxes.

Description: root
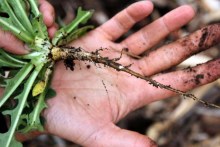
[[51, 46, 220, 109]]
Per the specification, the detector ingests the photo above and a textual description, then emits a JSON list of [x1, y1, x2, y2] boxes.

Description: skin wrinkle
[[114, 11, 133, 34], [101, 80, 115, 122], [140, 28, 150, 50], [97, 1, 153, 41], [137, 24, 220, 77], [154, 59, 220, 99], [4, 1, 220, 146], [83, 122, 114, 146], [71, 96, 95, 121], [46, 92, 111, 145], [100, 75, 130, 123], [121, 5, 194, 56], [71, 88, 115, 121], [161, 17, 171, 34]]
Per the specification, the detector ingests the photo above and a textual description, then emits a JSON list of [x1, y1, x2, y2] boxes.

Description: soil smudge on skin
[[195, 74, 204, 85], [178, 24, 220, 57], [197, 24, 220, 50]]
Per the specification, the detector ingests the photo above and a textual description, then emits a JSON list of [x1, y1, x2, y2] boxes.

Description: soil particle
[[64, 57, 75, 71], [198, 24, 220, 50], [198, 27, 208, 48], [178, 36, 196, 54], [178, 24, 220, 57], [124, 48, 129, 52], [195, 74, 204, 85], [207, 72, 211, 78], [184, 66, 196, 73], [86, 65, 91, 69]]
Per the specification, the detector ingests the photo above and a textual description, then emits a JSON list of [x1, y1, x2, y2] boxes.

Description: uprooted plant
[[0, 0, 220, 147]]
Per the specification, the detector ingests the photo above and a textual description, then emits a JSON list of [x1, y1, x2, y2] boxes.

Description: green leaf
[[7, 0, 34, 35], [20, 89, 47, 133], [32, 15, 49, 39], [0, 66, 41, 147], [0, 49, 27, 65], [52, 7, 93, 45], [0, 17, 33, 43], [0, 63, 34, 108], [56, 25, 94, 46], [28, 0, 40, 17], [0, 56, 23, 68], [0, 0, 34, 42], [0, 0, 27, 31], [46, 88, 56, 99], [19, 64, 53, 133]]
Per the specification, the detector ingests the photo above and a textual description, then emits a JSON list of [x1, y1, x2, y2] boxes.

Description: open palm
[[42, 1, 220, 146], [2, 1, 220, 147]]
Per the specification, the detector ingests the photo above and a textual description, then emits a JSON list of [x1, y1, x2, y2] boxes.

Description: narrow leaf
[[0, 49, 27, 65], [0, 66, 41, 147], [7, 0, 34, 35], [0, 55, 23, 68], [52, 7, 93, 45], [0, 18, 33, 43], [28, 0, 40, 17], [57, 25, 94, 46], [20, 65, 53, 133], [0, 0, 27, 31], [32, 15, 49, 39], [0, 63, 33, 108]]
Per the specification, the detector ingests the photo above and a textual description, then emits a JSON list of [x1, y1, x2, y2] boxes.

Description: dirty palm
[[0, 0, 220, 147]]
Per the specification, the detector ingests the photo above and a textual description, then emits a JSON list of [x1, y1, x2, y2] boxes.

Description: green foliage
[[52, 7, 93, 46], [0, 0, 93, 147]]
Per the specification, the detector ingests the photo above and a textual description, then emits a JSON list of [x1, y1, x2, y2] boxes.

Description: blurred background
[[24, 0, 220, 146]]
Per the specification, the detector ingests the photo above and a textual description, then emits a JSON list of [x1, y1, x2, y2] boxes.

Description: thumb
[[84, 123, 157, 147], [0, 29, 28, 54]]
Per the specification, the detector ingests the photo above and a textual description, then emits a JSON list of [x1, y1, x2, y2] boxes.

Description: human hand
[[0, 0, 56, 141], [2, 0, 220, 146], [42, 1, 220, 147], [0, 1, 56, 96], [0, 0, 57, 55]]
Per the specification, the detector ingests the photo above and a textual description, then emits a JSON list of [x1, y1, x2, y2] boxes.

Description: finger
[[0, 30, 28, 54], [48, 23, 58, 38], [39, 0, 55, 27], [133, 58, 220, 109], [84, 123, 157, 147], [137, 24, 220, 76], [96, 1, 153, 41], [121, 5, 195, 55]]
